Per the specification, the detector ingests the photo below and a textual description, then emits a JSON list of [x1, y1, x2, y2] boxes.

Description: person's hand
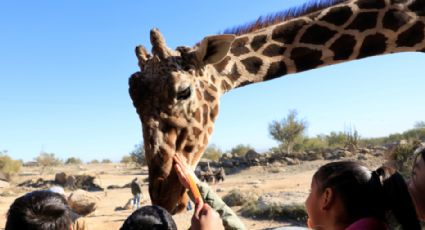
[[191, 203, 224, 230]]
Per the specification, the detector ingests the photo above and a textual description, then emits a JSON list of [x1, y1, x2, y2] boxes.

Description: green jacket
[[195, 182, 246, 230]]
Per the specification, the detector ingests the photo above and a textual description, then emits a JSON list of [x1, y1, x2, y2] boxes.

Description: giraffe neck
[[214, 0, 425, 92]]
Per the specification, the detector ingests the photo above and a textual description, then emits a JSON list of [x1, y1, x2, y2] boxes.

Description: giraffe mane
[[221, 0, 349, 35]]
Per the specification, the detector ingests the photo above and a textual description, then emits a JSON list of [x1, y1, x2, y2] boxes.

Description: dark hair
[[313, 161, 420, 230], [120, 205, 177, 230], [6, 190, 72, 230]]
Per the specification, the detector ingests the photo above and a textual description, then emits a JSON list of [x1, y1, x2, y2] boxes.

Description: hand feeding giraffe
[[129, 0, 425, 213]]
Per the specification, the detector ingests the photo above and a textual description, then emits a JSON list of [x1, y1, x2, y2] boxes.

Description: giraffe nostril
[[176, 87, 191, 100]]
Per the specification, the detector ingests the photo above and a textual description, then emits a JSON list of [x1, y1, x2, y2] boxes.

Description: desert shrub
[[130, 143, 146, 166], [203, 144, 223, 161], [326, 131, 347, 147], [241, 202, 307, 224], [230, 144, 253, 157], [89, 159, 99, 164], [387, 143, 418, 178], [35, 152, 62, 174], [121, 155, 133, 165], [294, 135, 327, 153], [0, 153, 22, 181], [65, 157, 83, 165], [101, 159, 112, 164], [222, 189, 258, 207]]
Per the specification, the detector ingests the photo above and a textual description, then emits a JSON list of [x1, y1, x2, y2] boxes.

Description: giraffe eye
[[177, 87, 191, 100]]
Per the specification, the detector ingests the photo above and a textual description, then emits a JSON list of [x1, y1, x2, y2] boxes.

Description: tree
[[101, 159, 112, 164], [344, 126, 360, 151], [326, 131, 346, 147], [203, 144, 223, 161], [89, 159, 99, 164], [230, 144, 253, 157], [414, 121, 425, 129], [269, 110, 307, 154], [130, 142, 146, 166], [121, 155, 133, 165], [35, 152, 62, 174], [65, 157, 83, 165]]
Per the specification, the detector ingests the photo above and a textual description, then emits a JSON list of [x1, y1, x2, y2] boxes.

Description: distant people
[[408, 146, 425, 221], [5, 190, 72, 230], [120, 205, 177, 230], [173, 154, 246, 230], [131, 177, 142, 209], [305, 161, 420, 230]]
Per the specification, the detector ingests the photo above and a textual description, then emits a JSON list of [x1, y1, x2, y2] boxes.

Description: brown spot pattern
[[251, 35, 268, 51], [330, 34, 357, 60], [358, 33, 387, 59], [300, 24, 338, 45], [272, 19, 307, 44], [320, 6, 353, 26], [346, 12, 378, 32], [396, 22, 425, 47], [214, 56, 231, 73], [241, 57, 263, 74], [263, 44, 286, 57], [230, 37, 250, 56], [265, 61, 287, 81]]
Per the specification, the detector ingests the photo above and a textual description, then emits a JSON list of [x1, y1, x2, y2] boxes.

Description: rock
[[55, 172, 67, 185], [68, 189, 100, 216], [66, 175, 76, 189], [342, 150, 353, 158], [245, 150, 260, 161], [283, 157, 297, 165], [323, 152, 333, 160], [357, 154, 368, 161], [216, 188, 225, 193], [359, 148, 370, 154]]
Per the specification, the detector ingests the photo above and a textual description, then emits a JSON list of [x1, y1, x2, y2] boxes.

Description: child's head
[[120, 205, 177, 230], [305, 161, 420, 229], [6, 190, 72, 230]]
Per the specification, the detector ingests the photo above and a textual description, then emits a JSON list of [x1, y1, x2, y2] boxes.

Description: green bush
[[89, 159, 99, 164], [130, 143, 146, 166], [230, 144, 253, 157], [35, 152, 62, 174], [241, 201, 308, 224], [65, 157, 83, 165], [121, 155, 133, 165], [101, 159, 112, 164], [222, 189, 258, 207], [0, 153, 22, 181], [387, 143, 418, 178], [202, 144, 223, 161]]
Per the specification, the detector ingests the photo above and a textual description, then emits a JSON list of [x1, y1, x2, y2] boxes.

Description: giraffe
[[129, 0, 425, 213]]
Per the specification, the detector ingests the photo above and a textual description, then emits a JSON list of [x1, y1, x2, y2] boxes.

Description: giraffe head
[[129, 28, 235, 213]]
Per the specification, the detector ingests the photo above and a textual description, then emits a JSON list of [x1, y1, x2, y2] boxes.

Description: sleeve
[[195, 182, 247, 230]]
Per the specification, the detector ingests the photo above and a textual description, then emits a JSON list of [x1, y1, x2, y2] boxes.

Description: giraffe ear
[[194, 34, 235, 65]]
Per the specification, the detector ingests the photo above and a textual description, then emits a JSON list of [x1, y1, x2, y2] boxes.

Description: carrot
[[187, 171, 202, 204]]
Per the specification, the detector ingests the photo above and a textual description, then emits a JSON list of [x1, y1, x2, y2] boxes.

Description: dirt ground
[[0, 158, 384, 230]]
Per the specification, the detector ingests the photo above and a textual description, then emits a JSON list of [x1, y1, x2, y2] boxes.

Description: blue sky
[[1, 1, 424, 162]]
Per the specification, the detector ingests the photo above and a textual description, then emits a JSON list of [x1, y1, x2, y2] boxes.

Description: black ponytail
[[376, 166, 421, 230]]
